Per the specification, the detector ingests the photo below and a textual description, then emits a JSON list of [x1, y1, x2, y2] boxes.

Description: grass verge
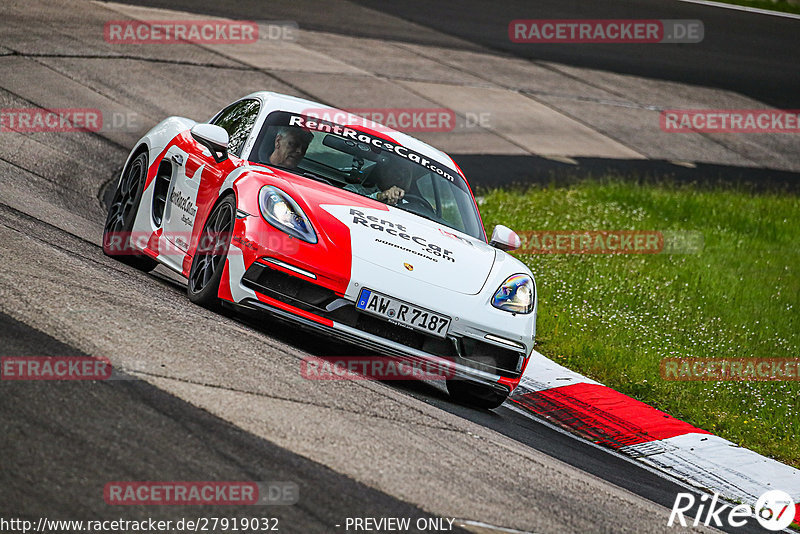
[[478, 179, 799, 468]]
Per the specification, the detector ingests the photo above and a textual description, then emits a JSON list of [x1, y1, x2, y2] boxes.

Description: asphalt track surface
[[115, 0, 800, 109], [0, 311, 482, 533], [351, 0, 800, 110], [0, 312, 470, 533], [111, 0, 800, 189], [0, 1, 793, 533]]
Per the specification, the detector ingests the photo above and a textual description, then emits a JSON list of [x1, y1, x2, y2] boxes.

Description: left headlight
[[492, 274, 534, 314], [258, 186, 317, 244]]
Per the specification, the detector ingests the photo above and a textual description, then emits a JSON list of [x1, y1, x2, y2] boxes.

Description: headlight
[[258, 186, 317, 244], [492, 274, 534, 314]]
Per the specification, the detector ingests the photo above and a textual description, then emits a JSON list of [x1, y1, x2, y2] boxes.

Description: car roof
[[240, 91, 463, 178]]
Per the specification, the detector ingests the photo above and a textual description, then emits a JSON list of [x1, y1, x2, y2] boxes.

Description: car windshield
[[250, 111, 484, 240]]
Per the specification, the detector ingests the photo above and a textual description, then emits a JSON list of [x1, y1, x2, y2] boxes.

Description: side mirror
[[489, 225, 521, 252], [191, 124, 229, 163]]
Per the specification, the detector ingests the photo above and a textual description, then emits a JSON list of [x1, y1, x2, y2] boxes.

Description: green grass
[[711, 0, 800, 14], [478, 179, 800, 468]]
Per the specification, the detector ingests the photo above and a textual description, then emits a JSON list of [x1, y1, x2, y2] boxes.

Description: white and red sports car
[[103, 92, 536, 408]]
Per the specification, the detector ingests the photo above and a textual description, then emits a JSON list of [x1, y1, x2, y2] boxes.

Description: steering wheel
[[398, 193, 436, 216]]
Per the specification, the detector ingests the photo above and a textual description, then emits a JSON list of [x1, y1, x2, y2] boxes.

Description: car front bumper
[[228, 259, 530, 394]]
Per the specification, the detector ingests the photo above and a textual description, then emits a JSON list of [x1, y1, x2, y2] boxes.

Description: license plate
[[356, 288, 451, 338]]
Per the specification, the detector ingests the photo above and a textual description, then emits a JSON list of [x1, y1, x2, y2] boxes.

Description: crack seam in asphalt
[[389, 41, 766, 165], [0, 84, 131, 152], [80, 1, 324, 103], [0, 154, 85, 195], [2, 50, 253, 70], [382, 42, 644, 158], [128, 368, 461, 432], [0, 202, 145, 278]]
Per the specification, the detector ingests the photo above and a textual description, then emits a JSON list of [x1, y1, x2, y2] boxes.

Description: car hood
[[319, 203, 497, 295]]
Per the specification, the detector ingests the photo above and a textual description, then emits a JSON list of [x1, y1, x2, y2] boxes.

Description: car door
[[162, 99, 261, 252]]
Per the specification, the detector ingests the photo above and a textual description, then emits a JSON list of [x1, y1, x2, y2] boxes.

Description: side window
[[210, 99, 260, 157]]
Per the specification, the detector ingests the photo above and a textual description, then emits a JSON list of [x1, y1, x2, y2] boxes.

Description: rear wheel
[[102, 152, 158, 272], [446, 379, 509, 410], [187, 194, 236, 311]]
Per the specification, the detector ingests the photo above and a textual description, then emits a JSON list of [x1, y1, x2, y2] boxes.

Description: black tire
[[446, 379, 509, 410], [187, 194, 236, 311], [102, 151, 158, 272]]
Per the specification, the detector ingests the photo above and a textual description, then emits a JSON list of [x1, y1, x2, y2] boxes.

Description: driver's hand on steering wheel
[[377, 186, 405, 205]]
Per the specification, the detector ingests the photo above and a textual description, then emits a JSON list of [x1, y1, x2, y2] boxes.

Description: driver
[[345, 162, 412, 205], [268, 126, 313, 168]]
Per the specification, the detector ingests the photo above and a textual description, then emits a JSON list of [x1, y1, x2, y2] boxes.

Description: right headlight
[[258, 186, 317, 244], [491, 274, 534, 314]]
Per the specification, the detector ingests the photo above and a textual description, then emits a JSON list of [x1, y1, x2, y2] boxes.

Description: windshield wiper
[[264, 163, 334, 185], [298, 169, 334, 185], [396, 206, 446, 227]]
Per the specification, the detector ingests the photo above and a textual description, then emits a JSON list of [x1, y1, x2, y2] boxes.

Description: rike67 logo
[[669, 490, 797, 531], [755, 491, 797, 531]]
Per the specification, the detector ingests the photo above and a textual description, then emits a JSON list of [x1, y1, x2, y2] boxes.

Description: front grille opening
[[459, 337, 524, 377], [355, 313, 426, 350], [242, 262, 337, 313]]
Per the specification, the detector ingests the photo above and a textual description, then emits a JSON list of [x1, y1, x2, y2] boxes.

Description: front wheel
[[187, 194, 236, 311], [446, 379, 509, 410]]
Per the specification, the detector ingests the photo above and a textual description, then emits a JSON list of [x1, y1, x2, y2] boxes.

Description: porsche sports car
[[103, 92, 537, 408]]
